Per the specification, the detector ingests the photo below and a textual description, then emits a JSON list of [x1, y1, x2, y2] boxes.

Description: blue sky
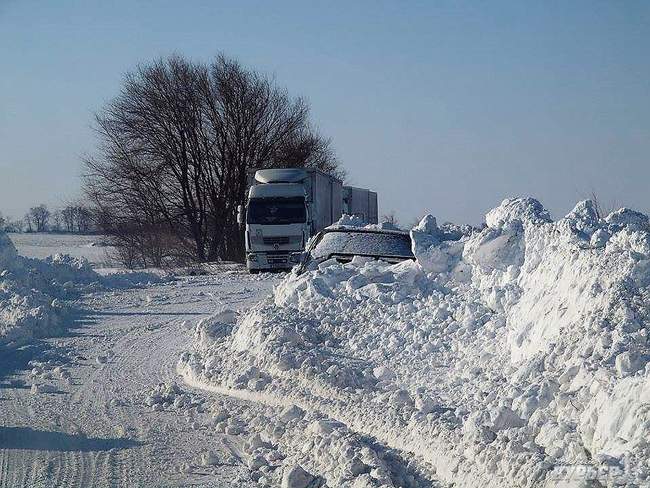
[[1, 0, 649, 225]]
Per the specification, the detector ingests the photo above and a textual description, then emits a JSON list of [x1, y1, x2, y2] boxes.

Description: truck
[[238, 168, 344, 272], [342, 186, 378, 224]]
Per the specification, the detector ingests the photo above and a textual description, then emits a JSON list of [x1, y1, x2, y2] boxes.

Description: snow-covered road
[[0, 270, 279, 487]]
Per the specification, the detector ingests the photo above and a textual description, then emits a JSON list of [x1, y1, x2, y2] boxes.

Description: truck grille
[[268, 256, 288, 265], [263, 236, 291, 246]]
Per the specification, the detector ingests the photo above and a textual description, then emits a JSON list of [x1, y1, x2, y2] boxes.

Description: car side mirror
[[237, 205, 244, 225]]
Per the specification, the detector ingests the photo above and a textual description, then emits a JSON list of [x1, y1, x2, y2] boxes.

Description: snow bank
[[180, 198, 650, 487], [335, 214, 367, 227], [1, 232, 88, 347], [333, 214, 402, 232], [0, 229, 166, 348]]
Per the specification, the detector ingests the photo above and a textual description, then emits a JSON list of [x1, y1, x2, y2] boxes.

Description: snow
[[1, 229, 165, 348], [281, 464, 318, 488], [8, 232, 116, 267], [144, 381, 207, 412], [1, 241, 282, 487], [310, 230, 413, 261], [5, 199, 650, 487], [1, 230, 90, 347], [335, 214, 367, 227], [333, 214, 403, 233], [180, 197, 650, 487]]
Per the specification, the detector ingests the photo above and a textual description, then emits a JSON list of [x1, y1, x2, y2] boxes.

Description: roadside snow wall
[[179, 198, 650, 487], [0, 230, 103, 347], [1, 230, 161, 348]]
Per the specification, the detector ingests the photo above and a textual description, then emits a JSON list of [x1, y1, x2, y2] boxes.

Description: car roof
[[322, 226, 410, 236], [298, 226, 414, 273]]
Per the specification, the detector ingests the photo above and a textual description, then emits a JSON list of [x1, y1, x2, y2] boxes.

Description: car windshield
[[311, 230, 414, 261], [247, 197, 306, 225]]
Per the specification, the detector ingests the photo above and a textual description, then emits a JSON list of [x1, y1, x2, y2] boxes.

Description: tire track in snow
[[0, 447, 9, 488], [180, 372, 446, 487], [1, 271, 279, 487]]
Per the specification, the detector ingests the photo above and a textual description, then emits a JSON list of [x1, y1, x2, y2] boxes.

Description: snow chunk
[[489, 406, 526, 430], [281, 465, 317, 488], [279, 405, 305, 424], [196, 309, 238, 347], [410, 214, 467, 274], [334, 214, 366, 227], [372, 366, 395, 381], [606, 207, 650, 230], [485, 197, 551, 230], [614, 351, 645, 378], [413, 214, 438, 235], [565, 200, 600, 227]]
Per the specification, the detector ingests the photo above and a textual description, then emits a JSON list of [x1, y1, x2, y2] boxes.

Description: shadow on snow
[[0, 426, 141, 452]]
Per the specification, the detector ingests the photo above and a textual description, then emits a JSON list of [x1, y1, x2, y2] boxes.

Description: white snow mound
[[1, 229, 162, 347], [180, 198, 650, 487]]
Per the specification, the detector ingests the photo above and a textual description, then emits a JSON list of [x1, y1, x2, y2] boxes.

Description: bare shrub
[[589, 191, 619, 220]]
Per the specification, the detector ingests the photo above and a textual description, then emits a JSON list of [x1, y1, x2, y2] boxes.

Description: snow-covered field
[[8, 233, 116, 268], [3, 198, 650, 487]]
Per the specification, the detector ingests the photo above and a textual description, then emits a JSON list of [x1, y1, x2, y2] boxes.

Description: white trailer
[[343, 186, 378, 224], [238, 168, 343, 272]]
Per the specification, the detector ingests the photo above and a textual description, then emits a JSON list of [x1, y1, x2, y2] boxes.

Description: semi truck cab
[[239, 168, 343, 272], [239, 168, 377, 273], [243, 182, 309, 271]]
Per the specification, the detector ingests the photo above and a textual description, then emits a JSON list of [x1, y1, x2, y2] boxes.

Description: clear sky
[[1, 0, 649, 225]]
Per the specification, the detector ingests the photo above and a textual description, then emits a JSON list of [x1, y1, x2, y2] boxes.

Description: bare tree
[[84, 54, 341, 267], [50, 210, 62, 232], [28, 204, 51, 232], [24, 213, 33, 232], [76, 207, 92, 233], [58, 203, 94, 233], [61, 206, 76, 232]]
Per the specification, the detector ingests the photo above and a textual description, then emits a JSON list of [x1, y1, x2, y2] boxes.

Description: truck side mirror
[[237, 205, 244, 225]]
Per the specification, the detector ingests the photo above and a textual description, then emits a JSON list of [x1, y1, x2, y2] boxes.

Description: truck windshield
[[247, 197, 306, 225]]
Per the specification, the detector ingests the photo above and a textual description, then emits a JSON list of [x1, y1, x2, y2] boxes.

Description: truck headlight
[[248, 254, 258, 262]]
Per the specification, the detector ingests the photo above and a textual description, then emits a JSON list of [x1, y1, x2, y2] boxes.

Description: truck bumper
[[246, 252, 302, 272]]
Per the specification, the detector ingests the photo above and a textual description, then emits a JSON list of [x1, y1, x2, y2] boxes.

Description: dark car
[[297, 227, 415, 273]]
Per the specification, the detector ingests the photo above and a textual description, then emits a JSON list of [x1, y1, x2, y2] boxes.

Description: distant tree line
[[0, 212, 23, 233], [84, 53, 342, 268], [0, 203, 94, 234]]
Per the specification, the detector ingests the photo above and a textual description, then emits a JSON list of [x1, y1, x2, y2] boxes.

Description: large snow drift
[[180, 198, 650, 487], [0, 230, 161, 347], [0, 230, 101, 347]]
